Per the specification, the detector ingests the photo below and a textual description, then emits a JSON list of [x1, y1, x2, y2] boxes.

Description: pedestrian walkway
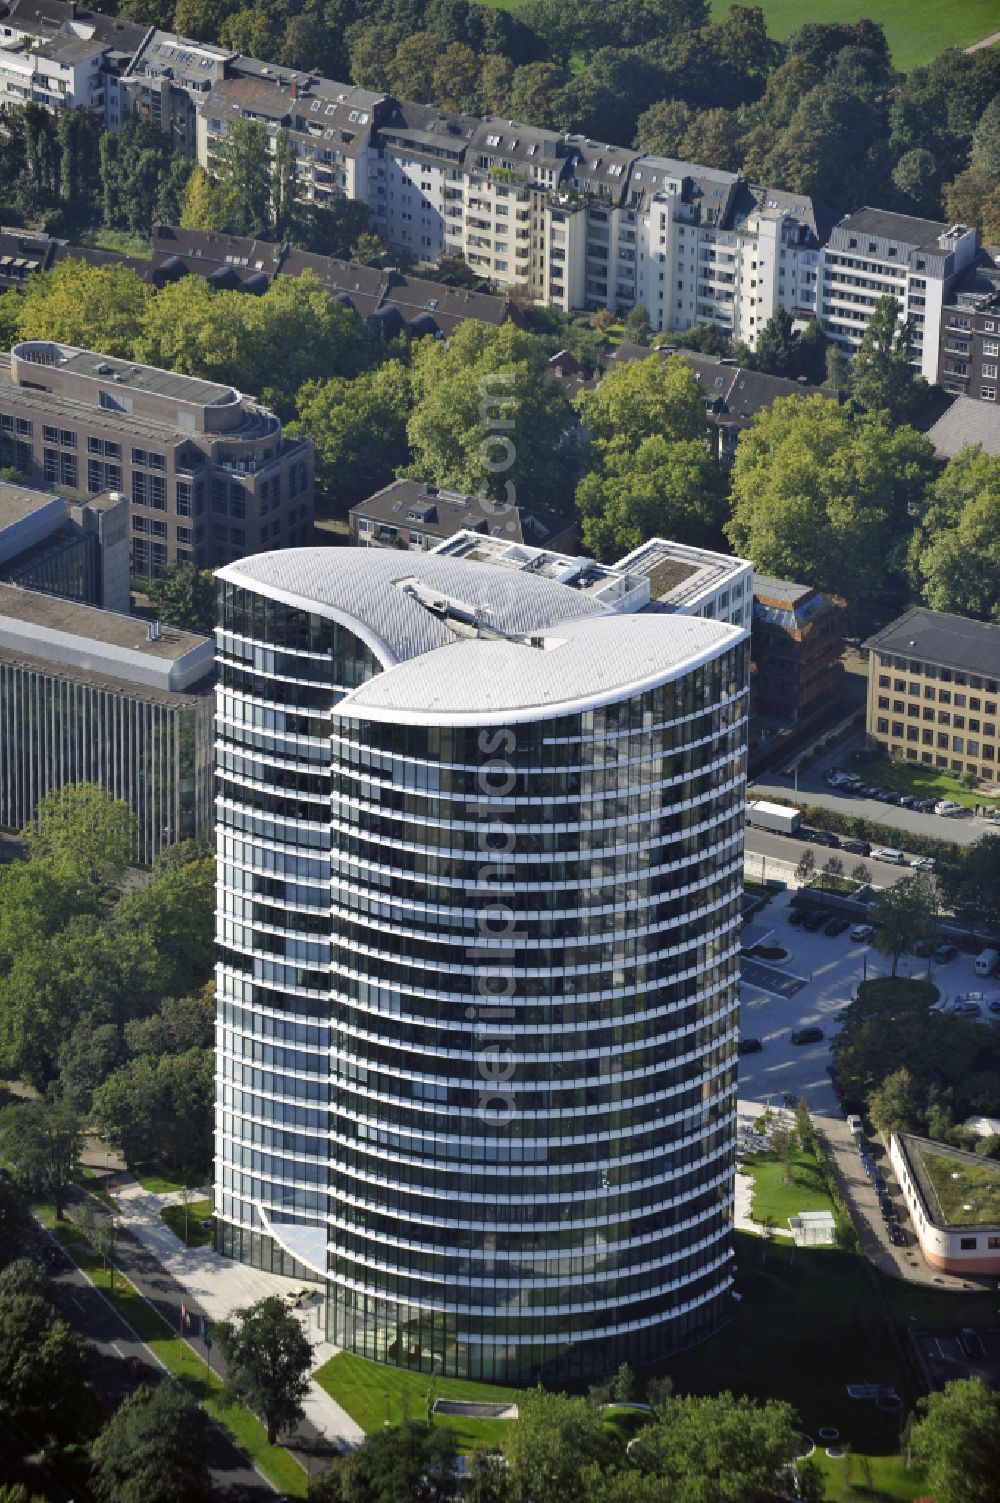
[[79, 1143, 364, 1452]]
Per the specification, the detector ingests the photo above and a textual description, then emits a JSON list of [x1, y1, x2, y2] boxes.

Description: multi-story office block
[[938, 246, 1000, 401], [864, 607, 1000, 787], [214, 537, 750, 1380], [0, 583, 213, 861], [819, 208, 979, 380], [0, 478, 129, 611], [749, 576, 844, 771], [0, 341, 313, 578]]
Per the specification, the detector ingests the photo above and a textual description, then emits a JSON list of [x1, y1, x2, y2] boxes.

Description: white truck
[[746, 800, 801, 837], [975, 948, 1000, 978]]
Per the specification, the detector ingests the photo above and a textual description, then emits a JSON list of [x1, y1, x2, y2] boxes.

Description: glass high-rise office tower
[[214, 541, 749, 1382]]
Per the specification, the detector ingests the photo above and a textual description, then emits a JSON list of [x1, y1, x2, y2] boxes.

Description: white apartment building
[[0, 32, 109, 116], [4, 1, 980, 369], [819, 207, 979, 380]]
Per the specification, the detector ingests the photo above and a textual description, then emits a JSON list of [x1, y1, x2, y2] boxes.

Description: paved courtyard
[[737, 888, 993, 1119]]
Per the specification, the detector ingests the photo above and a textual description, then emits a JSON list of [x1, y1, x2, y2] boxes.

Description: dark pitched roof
[[148, 225, 511, 336], [0, 0, 145, 48], [832, 207, 959, 253], [351, 479, 573, 549], [864, 607, 1000, 680], [928, 396, 1000, 458]]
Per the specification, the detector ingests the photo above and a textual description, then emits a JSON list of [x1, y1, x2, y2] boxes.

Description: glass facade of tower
[[214, 570, 749, 1382]]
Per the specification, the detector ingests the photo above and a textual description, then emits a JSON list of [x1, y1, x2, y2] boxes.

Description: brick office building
[[0, 340, 313, 577]]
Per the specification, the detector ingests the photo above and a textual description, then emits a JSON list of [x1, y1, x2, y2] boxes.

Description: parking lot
[[737, 888, 997, 1118], [910, 1327, 1000, 1391]]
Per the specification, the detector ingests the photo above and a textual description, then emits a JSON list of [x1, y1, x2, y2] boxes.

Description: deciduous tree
[[92, 1381, 211, 1503], [0, 1096, 81, 1220], [216, 1296, 312, 1445], [911, 1378, 1000, 1503], [871, 873, 937, 977], [909, 447, 1000, 624]]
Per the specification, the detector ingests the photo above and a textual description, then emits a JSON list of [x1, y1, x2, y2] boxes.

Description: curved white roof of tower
[[219, 548, 745, 724]]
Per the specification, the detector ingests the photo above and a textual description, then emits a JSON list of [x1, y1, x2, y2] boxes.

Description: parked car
[[281, 1287, 314, 1309], [791, 1026, 824, 1045], [899, 794, 919, 809], [961, 1328, 984, 1358], [851, 923, 875, 942], [916, 798, 938, 813], [911, 855, 936, 870], [802, 910, 826, 931], [934, 944, 958, 963], [875, 788, 896, 802], [873, 1172, 887, 1193], [738, 1038, 763, 1055], [788, 907, 807, 927], [843, 839, 871, 856], [809, 829, 840, 848], [824, 916, 849, 936], [934, 799, 965, 817], [952, 1000, 983, 1018], [888, 1224, 905, 1246], [872, 848, 906, 865]]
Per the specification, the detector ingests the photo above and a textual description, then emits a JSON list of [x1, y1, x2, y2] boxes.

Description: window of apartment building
[[938, 688, 951, 703], [878, 673, 890, 687], [923, 708, 934, 721], [878, 695, 889, 710], [922, 730, 932, 744], [877, 717, 889, 734], [984, 341, 999, 356], [907, 703, 919, 717], [176, 480, 203, 517], [953, 736, 964, 753], [87, 437, 120, 458], [984, 364, 999, 379], [983, 386, 997, 401], [960, 1237, 977, 1250], [892, 721, 904, 737], [937, 733, 949, 748], [213, 522, 226, 543], [176, 525, 193, 545]]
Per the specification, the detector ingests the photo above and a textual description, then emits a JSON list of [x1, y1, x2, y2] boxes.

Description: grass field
[[131, 1161, 196, 1195], [314, 1351, 519, 1450], [849, 753, 999, 811], [160, 1197, 214, 1248], [476, 0, 998, 72], [744, 1148, 837, 1231]]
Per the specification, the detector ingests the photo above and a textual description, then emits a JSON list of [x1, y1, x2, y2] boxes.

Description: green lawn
[[476, 0, 998, 69], [160, 1198, 215, 1248], [851, 753, 999, 811], [314, 1351, 519, 1451], [131, 1161, 196, 1195], [744, 1148, 837, 1233], [917, 1147, 1000, 1226], [658, 1231, 1000, 1500], [601, 1403, 654, 1445], [34, 1206, 307, 1498], [712, 0, 997, 71], [78, 228, 152, 258]]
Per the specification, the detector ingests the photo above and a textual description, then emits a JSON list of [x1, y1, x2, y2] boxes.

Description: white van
[[975, 948, 1000, 977], [872, 848, 906, 865]]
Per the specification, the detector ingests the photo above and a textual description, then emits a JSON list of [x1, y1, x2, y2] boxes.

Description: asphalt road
[[744, 826, 920, 889], [751, 735, 992, 849], [25, 1216, 275, 1501]]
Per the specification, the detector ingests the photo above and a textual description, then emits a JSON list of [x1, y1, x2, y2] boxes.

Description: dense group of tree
[[4, 253, 998, 635], [0, 784, 215, 1180]]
